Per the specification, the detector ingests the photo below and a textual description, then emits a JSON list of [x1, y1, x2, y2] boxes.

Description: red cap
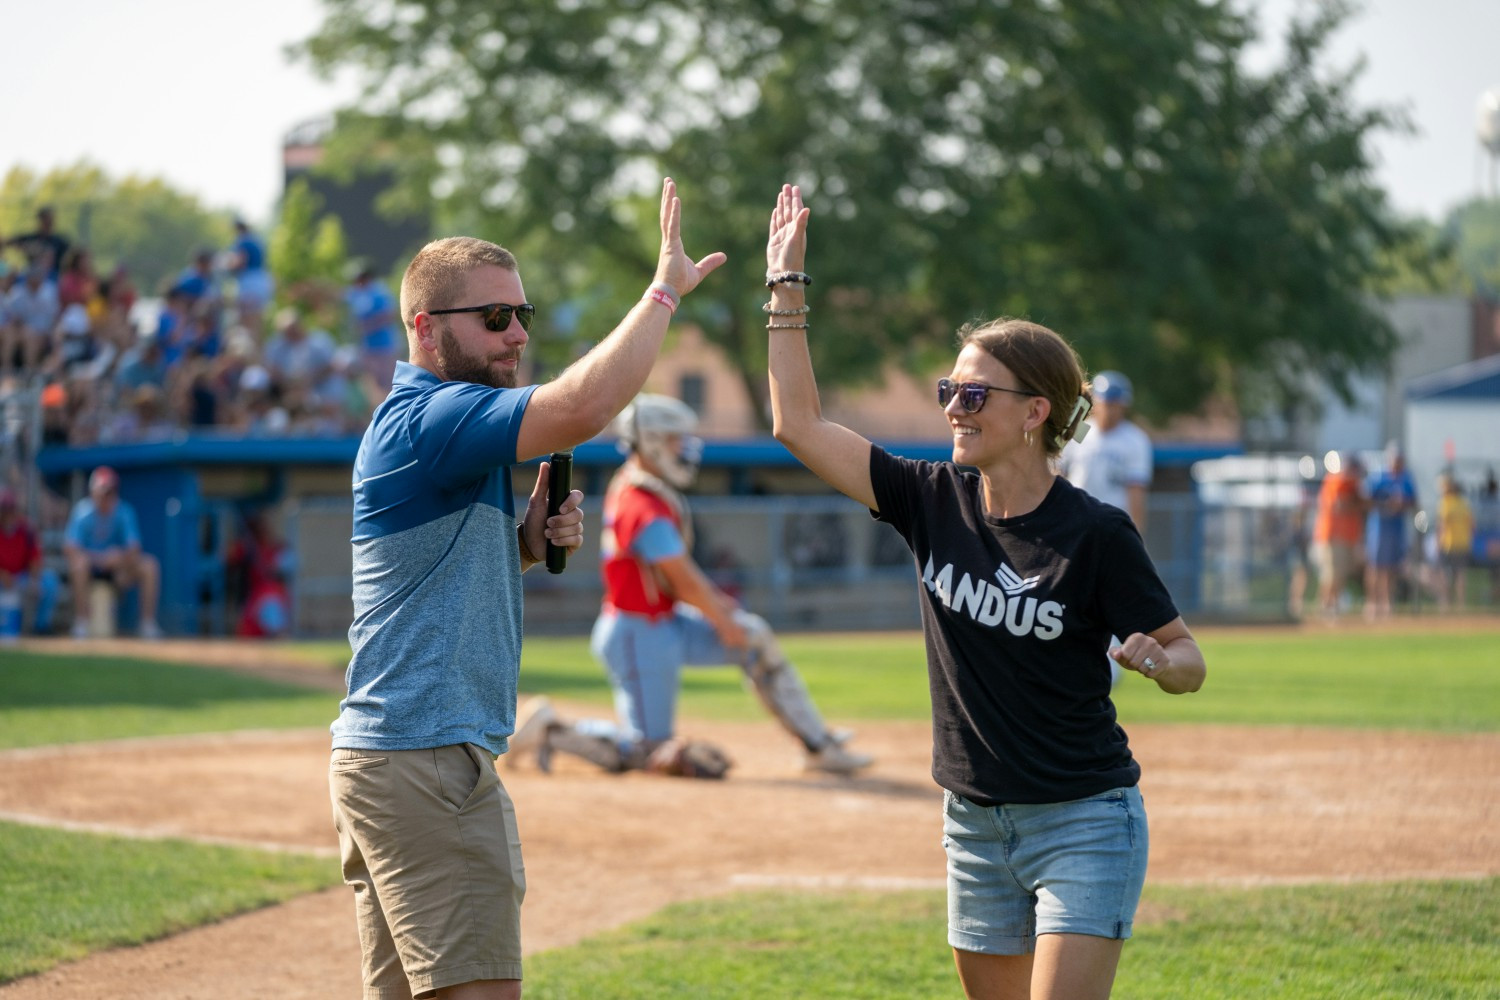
[[89, 466, 119, 493]]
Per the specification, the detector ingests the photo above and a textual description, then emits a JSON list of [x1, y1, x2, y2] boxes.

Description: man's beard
[[436, 324, 519, 389]]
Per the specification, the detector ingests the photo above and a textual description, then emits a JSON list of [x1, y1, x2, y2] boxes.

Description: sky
[[5, 0, 1499, 226]]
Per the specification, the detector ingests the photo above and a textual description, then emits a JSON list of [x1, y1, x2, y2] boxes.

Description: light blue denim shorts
[[942, 785, 1148, 954]]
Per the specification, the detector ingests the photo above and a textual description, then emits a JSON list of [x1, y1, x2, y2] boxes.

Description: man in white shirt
[[1058, 370, 1153, 530], [1058, 370, 1153, 689]]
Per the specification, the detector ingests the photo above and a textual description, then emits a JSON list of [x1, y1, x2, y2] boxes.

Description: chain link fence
[[281, 490, 1308, 638]]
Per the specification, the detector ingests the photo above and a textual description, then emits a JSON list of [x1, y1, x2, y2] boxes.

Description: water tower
[[1479, 88, 1500, 198]]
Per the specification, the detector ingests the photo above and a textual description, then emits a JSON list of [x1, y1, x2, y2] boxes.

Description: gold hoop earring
[[1024, 428, 1033, 447]]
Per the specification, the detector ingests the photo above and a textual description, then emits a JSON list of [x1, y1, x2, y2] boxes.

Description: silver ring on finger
[[1143, 657, 1156, 672]]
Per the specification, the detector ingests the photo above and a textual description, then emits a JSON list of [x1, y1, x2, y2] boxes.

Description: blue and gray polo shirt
[[331, 361, 537, 756]]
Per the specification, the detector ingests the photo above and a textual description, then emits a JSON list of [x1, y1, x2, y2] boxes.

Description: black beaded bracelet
[[765, 270, 813, 289]]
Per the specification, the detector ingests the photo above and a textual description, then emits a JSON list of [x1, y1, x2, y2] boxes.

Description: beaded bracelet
[[643, 281, 680, 314], [765, 270, 813, 289], [766, 321, 811, 330], [762, 303, 811, 316]]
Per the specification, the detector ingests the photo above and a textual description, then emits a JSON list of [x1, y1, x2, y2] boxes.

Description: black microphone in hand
[[545, 451, 573, 575]]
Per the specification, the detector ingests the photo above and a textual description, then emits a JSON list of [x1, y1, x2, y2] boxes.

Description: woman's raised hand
[[766, 183, 810, 275]]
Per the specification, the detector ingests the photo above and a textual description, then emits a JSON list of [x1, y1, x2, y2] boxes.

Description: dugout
[[35, 434, 1234, 637]]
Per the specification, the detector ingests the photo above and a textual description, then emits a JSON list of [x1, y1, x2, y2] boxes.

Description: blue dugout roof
[[37, 434, 1239, 477], [1406, 353, 1500, 401]]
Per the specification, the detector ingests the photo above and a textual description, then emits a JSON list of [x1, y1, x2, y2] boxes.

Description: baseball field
[[1, 621, 1497, 998]]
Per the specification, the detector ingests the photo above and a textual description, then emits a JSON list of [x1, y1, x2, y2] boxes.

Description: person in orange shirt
[[1311, 453, 1367, 617]]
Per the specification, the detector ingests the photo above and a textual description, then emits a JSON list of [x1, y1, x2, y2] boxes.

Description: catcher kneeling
[[511, 394, 873, 779]]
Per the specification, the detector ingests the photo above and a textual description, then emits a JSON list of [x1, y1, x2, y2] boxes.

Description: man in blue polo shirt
[[328, 178, 725, 1000]]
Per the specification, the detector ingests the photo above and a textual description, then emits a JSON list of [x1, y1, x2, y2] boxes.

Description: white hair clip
[[1054, 394, 1092, 448]]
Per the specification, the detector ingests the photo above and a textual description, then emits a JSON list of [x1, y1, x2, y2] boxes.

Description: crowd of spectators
[[1, 205, 401, 451], [0, 204, 412, 638]]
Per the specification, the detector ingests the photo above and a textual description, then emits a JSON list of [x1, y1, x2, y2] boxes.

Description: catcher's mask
[[615, 393, 703, 488]]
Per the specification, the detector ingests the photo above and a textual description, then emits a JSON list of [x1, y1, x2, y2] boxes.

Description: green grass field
[[0, 820, 337, 982], [522, 878, 1500, 999], [0, 652, 339, 751], [1, 625, 1496, 989]]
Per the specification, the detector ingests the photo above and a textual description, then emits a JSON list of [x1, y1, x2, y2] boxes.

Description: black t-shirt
[[10, 231, 70, 278], [869, 446, 1179, 805]]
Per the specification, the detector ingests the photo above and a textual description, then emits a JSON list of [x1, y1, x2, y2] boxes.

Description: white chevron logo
[[995, 564, 1041, 596]]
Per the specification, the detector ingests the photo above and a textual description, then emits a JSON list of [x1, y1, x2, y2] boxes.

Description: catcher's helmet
[[615, 394, 703, 488]]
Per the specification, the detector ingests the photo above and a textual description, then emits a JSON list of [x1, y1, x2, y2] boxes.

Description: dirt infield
[[2, 637, 1498, 999]]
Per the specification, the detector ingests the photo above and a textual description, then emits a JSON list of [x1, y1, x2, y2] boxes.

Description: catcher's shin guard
[[540, 726, 631, 774], [735, 611, 834, 752]]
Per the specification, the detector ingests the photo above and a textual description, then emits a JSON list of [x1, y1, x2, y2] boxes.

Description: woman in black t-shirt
[[762, 184, 1206, 1000]]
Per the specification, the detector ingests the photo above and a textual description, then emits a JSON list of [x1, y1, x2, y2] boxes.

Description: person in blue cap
[[1058, 370, 1153, 531], [1057, 369, 1154, 687]]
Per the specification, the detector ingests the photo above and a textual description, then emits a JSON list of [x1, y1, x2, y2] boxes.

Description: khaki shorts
[[1313, 541, 1355, 586], [330, 744, 526, 999]]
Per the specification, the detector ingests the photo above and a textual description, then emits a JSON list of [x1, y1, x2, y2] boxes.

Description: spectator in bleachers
[[57, 247, 96, 308], [155, 287, 193, 367], [115, 327, 169, 393], [344, 262, 400, 389], [3, 206, 71, 280], [263, 307, 336, 394], [89, 268, 136, 354], [313, 343, 376, 433], [176, 304, 223, 364], [171, 247, 220, 309], [6, 266, 59, 375], [59, 371, 109, 448], [103, 264, 137, 318], [0, 487, 59, 635], [100, 384, 177, 444], [201, 327, 259, 419], [231, 364, 289, 435], [48, 303, 104, 379], [226, 219, 273, 334], [172, 354, 223, 430], [38, 380, 70, 446], [1363, 442, 1417, 621], [63, 465, 162, 639]]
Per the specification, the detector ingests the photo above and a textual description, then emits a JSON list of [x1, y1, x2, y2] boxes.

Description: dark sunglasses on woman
[[936, 377, 1038, 414]]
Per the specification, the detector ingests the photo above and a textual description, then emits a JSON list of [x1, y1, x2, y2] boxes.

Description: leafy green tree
[[1442, 199, 1500, 294], [268, 178, 350, 325], [297, 0, 1414, 427], [1368, 219, 1466, 297], [0, 162, 231, 294]]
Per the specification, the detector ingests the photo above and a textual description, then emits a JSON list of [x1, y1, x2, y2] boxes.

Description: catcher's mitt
[[644, 738, 733, 779]]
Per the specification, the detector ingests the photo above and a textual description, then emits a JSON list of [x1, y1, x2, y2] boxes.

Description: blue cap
[[1093, 370, 1133, 404]]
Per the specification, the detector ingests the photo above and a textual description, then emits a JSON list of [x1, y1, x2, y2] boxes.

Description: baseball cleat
[[803, 742, 874, 776], [507, 696, 558, 766]]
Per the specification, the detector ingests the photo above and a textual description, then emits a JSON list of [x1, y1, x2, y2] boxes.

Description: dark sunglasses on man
[[936, 377, 1039, 414], [428, 301, 536, 333]]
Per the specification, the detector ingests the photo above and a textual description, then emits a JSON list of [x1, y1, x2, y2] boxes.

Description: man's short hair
[[399, 237, 518, 333]]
